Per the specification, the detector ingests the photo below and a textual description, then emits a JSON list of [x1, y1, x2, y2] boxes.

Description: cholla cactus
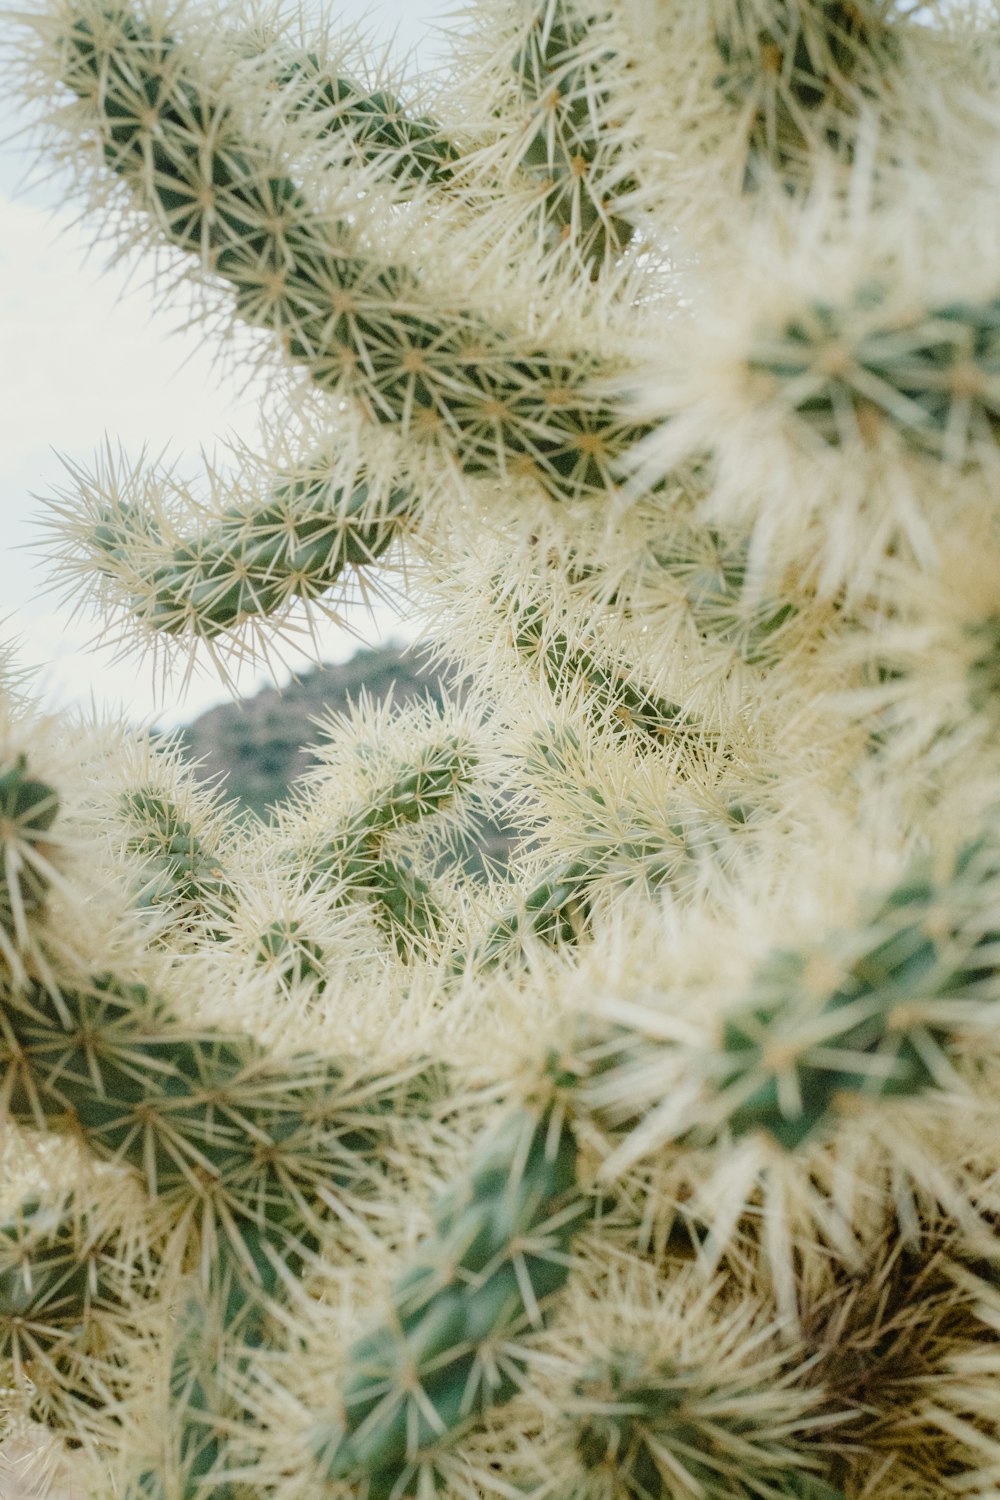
[[5, 1, 1000, 1496]]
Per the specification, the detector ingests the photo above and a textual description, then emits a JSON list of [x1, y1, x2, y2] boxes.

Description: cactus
[[571, 1352, 837, 1499], [0, 971, 445, 1277], [55, 444, 415, 647], [121, 787, 235, 928], [312, 1098, 587, 1494], [121, 477, 411, 642], [712, 855, 998, 1150], [574, 836, 1000, 1180], [123, 1226, 288, 1500], [509, 595, 714, 753], [50, 6, 649, 505], [714, 0, 899, 187], [253, 919, 326, 993], [749, 289, 1000, 456], [8, 0, 1000, 1495], [0, 1195, 138, 1437], [273, 51, 459, 190], [641, 530, 801, 669], [510, 1, 638, 272], [285, 722, 477, 953], [470, 719, 749, 969], [0, 755, 59, 967], [471, 856, 594, 968]]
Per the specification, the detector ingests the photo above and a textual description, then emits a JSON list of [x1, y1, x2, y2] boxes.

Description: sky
[[0, 0, 448, 728]]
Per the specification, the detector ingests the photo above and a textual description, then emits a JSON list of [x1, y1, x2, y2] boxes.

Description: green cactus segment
[[129, 1232, 281, 1500], [315, 1100, 587, 1493], [512, 598, 711, 751], [0, 1197, 122, 1369], [304, 736, 476, 950], [366, 856, 441, 951], [474, 858, 594, 969], [512, 2, 636, 272], [0, 973, 441, 1265], [651, 532, 798, 667], [312, 824, 444, 950], [748, 290, 1000, 456], [475, 717, 750, 968], [714, 1, 899, 186], [60, 7, 648, 503], [148, 481, 409, 639], [473, 724, 749, 971], [0, 754, 59, 950], [361, 741, 478, 834], [93, 479, 411, 641], [121, 788, 234, 925], [254, 920, 326, 991], [573, 1353, 838, 1500], [0, 1195, 136, 1435], [278, 53, 459, 188], [715, 843, 999, 1149], [967, 614, 1000, 714], [154, 1336, 246, 1499], [127, 1341, 247, 1497], [478, 816, 723, 968]]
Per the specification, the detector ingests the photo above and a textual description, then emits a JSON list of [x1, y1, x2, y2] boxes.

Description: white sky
[[0, 0, 447, 728]]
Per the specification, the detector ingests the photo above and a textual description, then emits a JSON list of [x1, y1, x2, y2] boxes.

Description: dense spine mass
[[714, 0, 899, 187], [6, 0, 1000, 1496], [749, 290, 1000, 454]]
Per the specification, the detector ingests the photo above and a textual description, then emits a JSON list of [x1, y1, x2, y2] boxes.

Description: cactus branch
[[511, 0, 639, 274], [312, 1097, 587, 1492], [749, 289, 1000, 458], [0, 972, 445, 1271], [51, 2, 649, 503], [274, 49, 460, 189], [0, 755, 60, 973], [714, 0, 901, 187]]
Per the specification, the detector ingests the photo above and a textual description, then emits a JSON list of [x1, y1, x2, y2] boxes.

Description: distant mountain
[[177, 642, 516, 870]]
